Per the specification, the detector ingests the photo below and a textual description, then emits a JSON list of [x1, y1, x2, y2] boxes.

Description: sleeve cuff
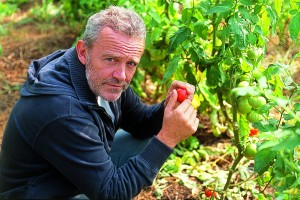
[[136, 136, 173, 173]]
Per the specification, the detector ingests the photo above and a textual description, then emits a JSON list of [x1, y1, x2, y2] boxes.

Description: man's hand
[[164, 80, 195, 108], [157, 88, 199, 148]]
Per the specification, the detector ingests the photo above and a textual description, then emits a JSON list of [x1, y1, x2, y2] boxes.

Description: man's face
[[84, 27, 145, 101]]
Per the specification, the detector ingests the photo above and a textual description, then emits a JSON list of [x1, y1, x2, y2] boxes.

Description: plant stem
[[221, 72, 244, 199], [217, 92, 232, 124], [221, 153, 243, 199]]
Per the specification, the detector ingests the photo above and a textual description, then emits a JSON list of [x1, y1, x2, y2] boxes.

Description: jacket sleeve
[[34, 116, 172, 200], [119, 87, 165, 138]]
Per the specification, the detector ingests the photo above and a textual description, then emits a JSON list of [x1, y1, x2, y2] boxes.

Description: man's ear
[[76, 40, 87, 65]]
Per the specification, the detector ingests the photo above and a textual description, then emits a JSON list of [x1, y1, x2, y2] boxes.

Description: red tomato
[[205, 189, 213, 197], [176, 88, 187, 103], [213, 191, 217, 197], [249, 128, 259, 137]]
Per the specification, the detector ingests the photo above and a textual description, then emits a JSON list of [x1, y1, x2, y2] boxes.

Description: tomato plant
[[160, 0, 300, 199]]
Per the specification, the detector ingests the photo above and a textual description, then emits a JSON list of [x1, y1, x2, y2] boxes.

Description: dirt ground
[[0, 3, 299, 200], [0, 24, 79, 141]]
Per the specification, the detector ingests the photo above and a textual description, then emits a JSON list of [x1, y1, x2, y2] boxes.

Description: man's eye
[[106, 58, 114, 62], [127, 61, 137, 67]]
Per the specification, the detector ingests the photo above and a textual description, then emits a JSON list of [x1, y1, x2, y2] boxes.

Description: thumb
[[165, 90, 177, 113]]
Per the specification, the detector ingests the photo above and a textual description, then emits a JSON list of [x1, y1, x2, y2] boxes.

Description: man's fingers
[[171, 81, 195, 101], [165, 90, 177, 113], [193, 117, 200, 130]]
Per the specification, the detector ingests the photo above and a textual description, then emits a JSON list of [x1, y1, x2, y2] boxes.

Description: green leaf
[[239, 6, 251, 21], [149, 11, 161, 24], [147, 27, 162, 46], [258, 140, 279, 151], [247, 32, 257, 45], [283, 114, 293, 121], [265, 64, 281, 80], [260, 6, 272, 35], [240, 0, 256, 6], [289, 12, 300, 41], [162, 55, 180, 82], [185, 136, 200, 150], [273, 154, 297, 192], [239, 115, 250, 144], [163, 157, 181, 173], [254, 4, 262, 15], [189, 45, 205, 63], [290, 175, 300, 188], [272, 134, 300, 151], [199, 81, 219, 110], [290, 9, 298, 15], [253, 118, 279, 132], [294, 103, 300, 111], [266, 6, 277, 34], [193, 21, 209, 40], [241, 58, 254, 72], [217, 27, 230, 41], [231, 86, 260, 97], [274, 0, 283, 17], [228, 16, 247, 49], [206, 1, 233, 15], [186, 71, 198, 86], [250, 14, 259, 24], [284, 76, 294, 87], [206, 65, 226, 87], [254, 148, 276, 175], [168, 26, 191, 54], [274, 75, 285, 96], [181, 8, 193, 25]]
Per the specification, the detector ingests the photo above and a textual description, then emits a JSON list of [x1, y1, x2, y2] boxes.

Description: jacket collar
[[66, 47, 98, 105]]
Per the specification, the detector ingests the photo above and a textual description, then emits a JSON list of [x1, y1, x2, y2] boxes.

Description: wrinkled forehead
[[94, 27, 145, 61]]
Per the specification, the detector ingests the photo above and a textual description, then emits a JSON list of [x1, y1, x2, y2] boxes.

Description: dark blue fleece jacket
[[0, 47, 173, 199]]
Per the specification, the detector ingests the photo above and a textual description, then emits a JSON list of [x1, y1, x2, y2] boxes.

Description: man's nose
[[112, 64, 126, 81]]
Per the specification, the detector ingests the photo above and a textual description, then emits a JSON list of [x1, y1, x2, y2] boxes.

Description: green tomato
[[238, 81, 250, 87], [149, 49, 167, 61], [246, 110, 263, 122], [247, 48, 262, 60], [248, 96, 266, 108], [253, 70, 263, 80], [165, 26, 178, 45], [263, 171, 271, 182], [215, 38, 222, 46], [239, 74, 251, 82], [244, 143, 257, 159], [247, 49, 258, 60], [237, 96, 252, 114]]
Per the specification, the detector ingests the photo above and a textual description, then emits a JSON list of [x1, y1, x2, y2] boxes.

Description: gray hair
[[82, 6, 146, 49]]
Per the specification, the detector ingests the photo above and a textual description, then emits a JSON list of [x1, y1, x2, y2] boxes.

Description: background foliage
[[1, 0, 300, 199]]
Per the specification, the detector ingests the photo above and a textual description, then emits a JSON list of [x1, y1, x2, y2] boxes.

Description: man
[[0, 6, 199, 199]]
